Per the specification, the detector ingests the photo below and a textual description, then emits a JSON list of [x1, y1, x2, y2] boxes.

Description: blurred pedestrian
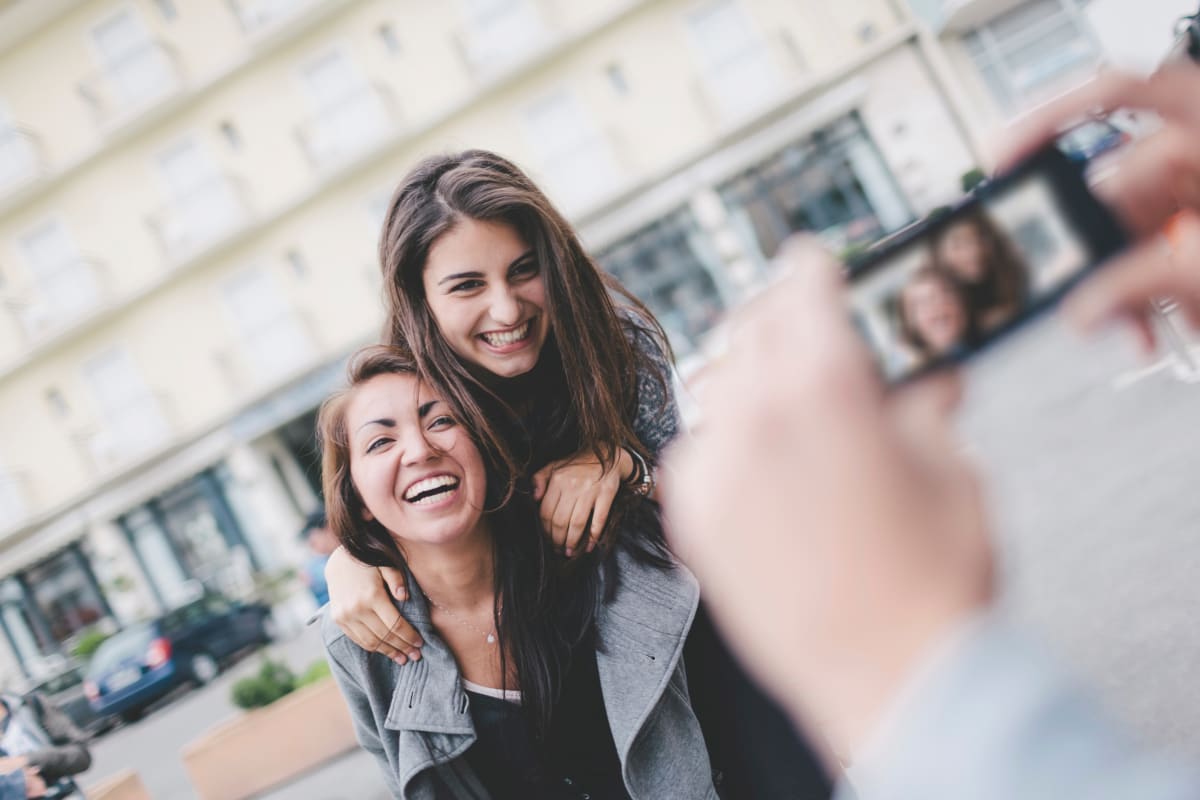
[[299, 508, 337, 608], [0, 690, 90, 798]]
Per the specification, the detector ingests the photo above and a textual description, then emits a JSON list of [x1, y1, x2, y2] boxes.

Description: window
[[522, 90, 620, 212], [82, 346, 169, 466], [378, 22, 401, 55], [231, 0, 305, 34], [284, 248, 307, 278], [23, 546, 109, 645], [718, 115, 911, 262], [298, 50, 389, 166], [18, 219, 102, 335], [218, 120, 242, 150], [45, 387, 69, 418], [90, 9, 173, 107], [605, 63, 629, 95], [597, 208, 729, 356], [0, 465, 27, 531], [964, 0, 1099, 112], [457, 0, 544, 69], [154, 139, 241, 256], [154, 0, 177, 21], [687, 0, 781, 120], [223, 267, 313, 381], [0, 103, 37, 191]]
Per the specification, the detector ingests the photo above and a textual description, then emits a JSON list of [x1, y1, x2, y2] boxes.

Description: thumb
[[381, 567, 408, 602], [532, 467, 551, 501]]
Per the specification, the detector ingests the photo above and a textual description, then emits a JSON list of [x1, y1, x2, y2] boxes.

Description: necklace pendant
[[486, 633, 496, 644]]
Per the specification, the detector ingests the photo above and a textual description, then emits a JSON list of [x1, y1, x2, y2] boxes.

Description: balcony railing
[[294, 83, 400, 170], [214, 309, 321, 392], [74, 392, 175, 475], [77, 40, 184, 128], [146, 174, 252, 263], [2, 258, 113, 343], [0, 126, 47, 197], [227, 0, 323, 37]]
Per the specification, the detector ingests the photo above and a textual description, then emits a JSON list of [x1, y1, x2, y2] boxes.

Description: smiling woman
[[317, 345, 718, 799]]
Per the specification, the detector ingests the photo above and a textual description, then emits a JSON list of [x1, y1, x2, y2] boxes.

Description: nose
[[398, 427, 436, 467], [488, 285, 521, 327]]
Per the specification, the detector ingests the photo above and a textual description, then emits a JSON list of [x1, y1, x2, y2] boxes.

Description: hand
[[325, 546, 423, 663], [998, 67, 1200, 349], [661, 241, 992, 759], [532, 447, 633, 557], [0, 757, 27, 773], [23, 768, 45, 798]]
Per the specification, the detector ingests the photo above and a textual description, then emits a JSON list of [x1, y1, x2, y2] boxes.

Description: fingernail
[[565, 547, 574, 558], [395, 589, 407, 601], [409, 650, 421, 662], [394, 654, 407, 665]]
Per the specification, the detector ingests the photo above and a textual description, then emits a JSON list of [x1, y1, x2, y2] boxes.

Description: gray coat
[[322, 548, 718, 800]]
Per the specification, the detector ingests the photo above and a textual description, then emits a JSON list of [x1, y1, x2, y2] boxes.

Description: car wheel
[[120, 708, 143, 724], [189, 652, 219, 686]]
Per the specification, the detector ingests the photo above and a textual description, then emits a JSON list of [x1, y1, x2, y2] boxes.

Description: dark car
[[83, 593, 274, 721]]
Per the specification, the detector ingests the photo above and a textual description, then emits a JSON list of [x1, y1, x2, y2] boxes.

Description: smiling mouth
[[403, 475, 461, 506], [479, 320, 533, 349]]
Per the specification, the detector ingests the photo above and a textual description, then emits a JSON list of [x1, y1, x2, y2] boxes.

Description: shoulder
[[610, 546, 699, 612]]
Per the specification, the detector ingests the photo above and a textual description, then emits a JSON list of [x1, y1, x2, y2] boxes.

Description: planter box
[[84, 770, 150, 800], [181, 676, 359, 800]]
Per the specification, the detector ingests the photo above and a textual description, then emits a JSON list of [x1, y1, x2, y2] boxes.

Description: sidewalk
[[259, 747, 390, 800]]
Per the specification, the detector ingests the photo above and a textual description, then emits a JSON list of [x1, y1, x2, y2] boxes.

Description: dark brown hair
[[376, 150, 671, 506], [931, 210, 1029, 321]]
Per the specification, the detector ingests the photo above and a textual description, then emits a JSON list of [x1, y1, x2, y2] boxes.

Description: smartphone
[[847, 145, 1128, 384]]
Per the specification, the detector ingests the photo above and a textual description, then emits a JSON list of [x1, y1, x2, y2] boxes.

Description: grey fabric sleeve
[[22, 693, 91, 782], [837, 618, 1200, 800]]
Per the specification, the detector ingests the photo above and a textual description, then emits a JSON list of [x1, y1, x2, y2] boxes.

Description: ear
[[360, 506, 374, 522]]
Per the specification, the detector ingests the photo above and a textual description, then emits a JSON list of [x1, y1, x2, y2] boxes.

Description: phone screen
[[848, 148, 1125, 382]]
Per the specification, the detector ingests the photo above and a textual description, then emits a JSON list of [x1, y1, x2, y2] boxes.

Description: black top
[[464, 645, 630, 800]]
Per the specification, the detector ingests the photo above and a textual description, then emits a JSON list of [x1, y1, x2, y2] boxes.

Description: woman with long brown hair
[[319, 345, 716, 798], [931, 210, 1029, 330], [323, 150, 833, 798]]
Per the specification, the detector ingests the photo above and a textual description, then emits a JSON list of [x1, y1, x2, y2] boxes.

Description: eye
[[450, 279, 485, 293], [509, 259, 538, 280], [365, 436, 393, 454], [428, 415, 455, 431]]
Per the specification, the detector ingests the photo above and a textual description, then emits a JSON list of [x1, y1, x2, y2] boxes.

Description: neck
[[401, 521, 496, 611]]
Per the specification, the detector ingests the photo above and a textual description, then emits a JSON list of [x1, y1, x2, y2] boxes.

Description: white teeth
[[404, 475, 459, 501], [481, 321, 531, 347]]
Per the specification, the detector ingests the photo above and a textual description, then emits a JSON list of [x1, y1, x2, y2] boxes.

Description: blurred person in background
[[660, 65, 1200, 800], [299, 508, 337, 608], [319, 346, 718, 799], [323, 150, 834, 797], [0, 690, 90, 799], [893, 263, 979, 363], [0, 767, 45, 800]]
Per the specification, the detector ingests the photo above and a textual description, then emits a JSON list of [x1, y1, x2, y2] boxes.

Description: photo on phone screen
[[848, 147, 1126, 383]]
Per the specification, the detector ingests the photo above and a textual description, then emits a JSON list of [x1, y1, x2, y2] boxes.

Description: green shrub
[[230, 658, 297, 710], [961, 167, 987, 192], [296, 659, 330, 688], [72, 629, 112, 662]]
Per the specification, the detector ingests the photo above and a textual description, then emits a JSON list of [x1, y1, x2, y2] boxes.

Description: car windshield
[[88, 625, 154, 675]]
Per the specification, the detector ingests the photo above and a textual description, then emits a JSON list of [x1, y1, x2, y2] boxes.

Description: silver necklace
[[426, 593, 498, 645]]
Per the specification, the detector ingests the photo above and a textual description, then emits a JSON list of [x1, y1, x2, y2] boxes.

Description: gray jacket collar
[[384, 548, 698, 745]]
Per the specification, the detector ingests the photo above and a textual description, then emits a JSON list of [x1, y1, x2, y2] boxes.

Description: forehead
[[345, 372, 431, 427], [424, 218, 528, 276]]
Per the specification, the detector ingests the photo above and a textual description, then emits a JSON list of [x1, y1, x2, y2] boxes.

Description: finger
[[997, 67, 1200, 169], [1091, 127, 1200, 238], [540, 489, 566, 551], [380, 566, 409, 603], [532, 466, 551, 502], [552, 498, 577, 556], [564, 498, 592, 557], [1064, 230, 1193, 332], [378, 609, 424, 659], [588, 486, 617, 551]]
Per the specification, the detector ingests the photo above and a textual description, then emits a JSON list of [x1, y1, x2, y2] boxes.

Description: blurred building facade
[[0, 0, 997, 681]]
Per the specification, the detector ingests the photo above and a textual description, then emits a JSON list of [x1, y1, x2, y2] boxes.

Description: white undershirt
[[461, 677, 523, 705]]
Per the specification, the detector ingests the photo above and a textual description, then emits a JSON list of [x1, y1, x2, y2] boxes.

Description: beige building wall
[[0, 0, 977, 682]]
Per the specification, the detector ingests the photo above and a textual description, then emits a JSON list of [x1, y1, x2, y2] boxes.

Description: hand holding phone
[[848, 146, 1128, 383]]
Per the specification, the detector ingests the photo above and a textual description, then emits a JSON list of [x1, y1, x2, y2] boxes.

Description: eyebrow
[[356, 417, 394, 433], [418, 400, 440, 419], [436, 250, 534, 286]]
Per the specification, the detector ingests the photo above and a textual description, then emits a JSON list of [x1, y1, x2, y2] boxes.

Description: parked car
[[1057, 118, 1130, 164], [19, 663, 117, 736], [84, 593, 275, 721]]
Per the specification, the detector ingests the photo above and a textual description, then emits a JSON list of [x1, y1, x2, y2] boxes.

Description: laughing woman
[[325, 150, 833, 798], [319, 346, 716, 799]]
